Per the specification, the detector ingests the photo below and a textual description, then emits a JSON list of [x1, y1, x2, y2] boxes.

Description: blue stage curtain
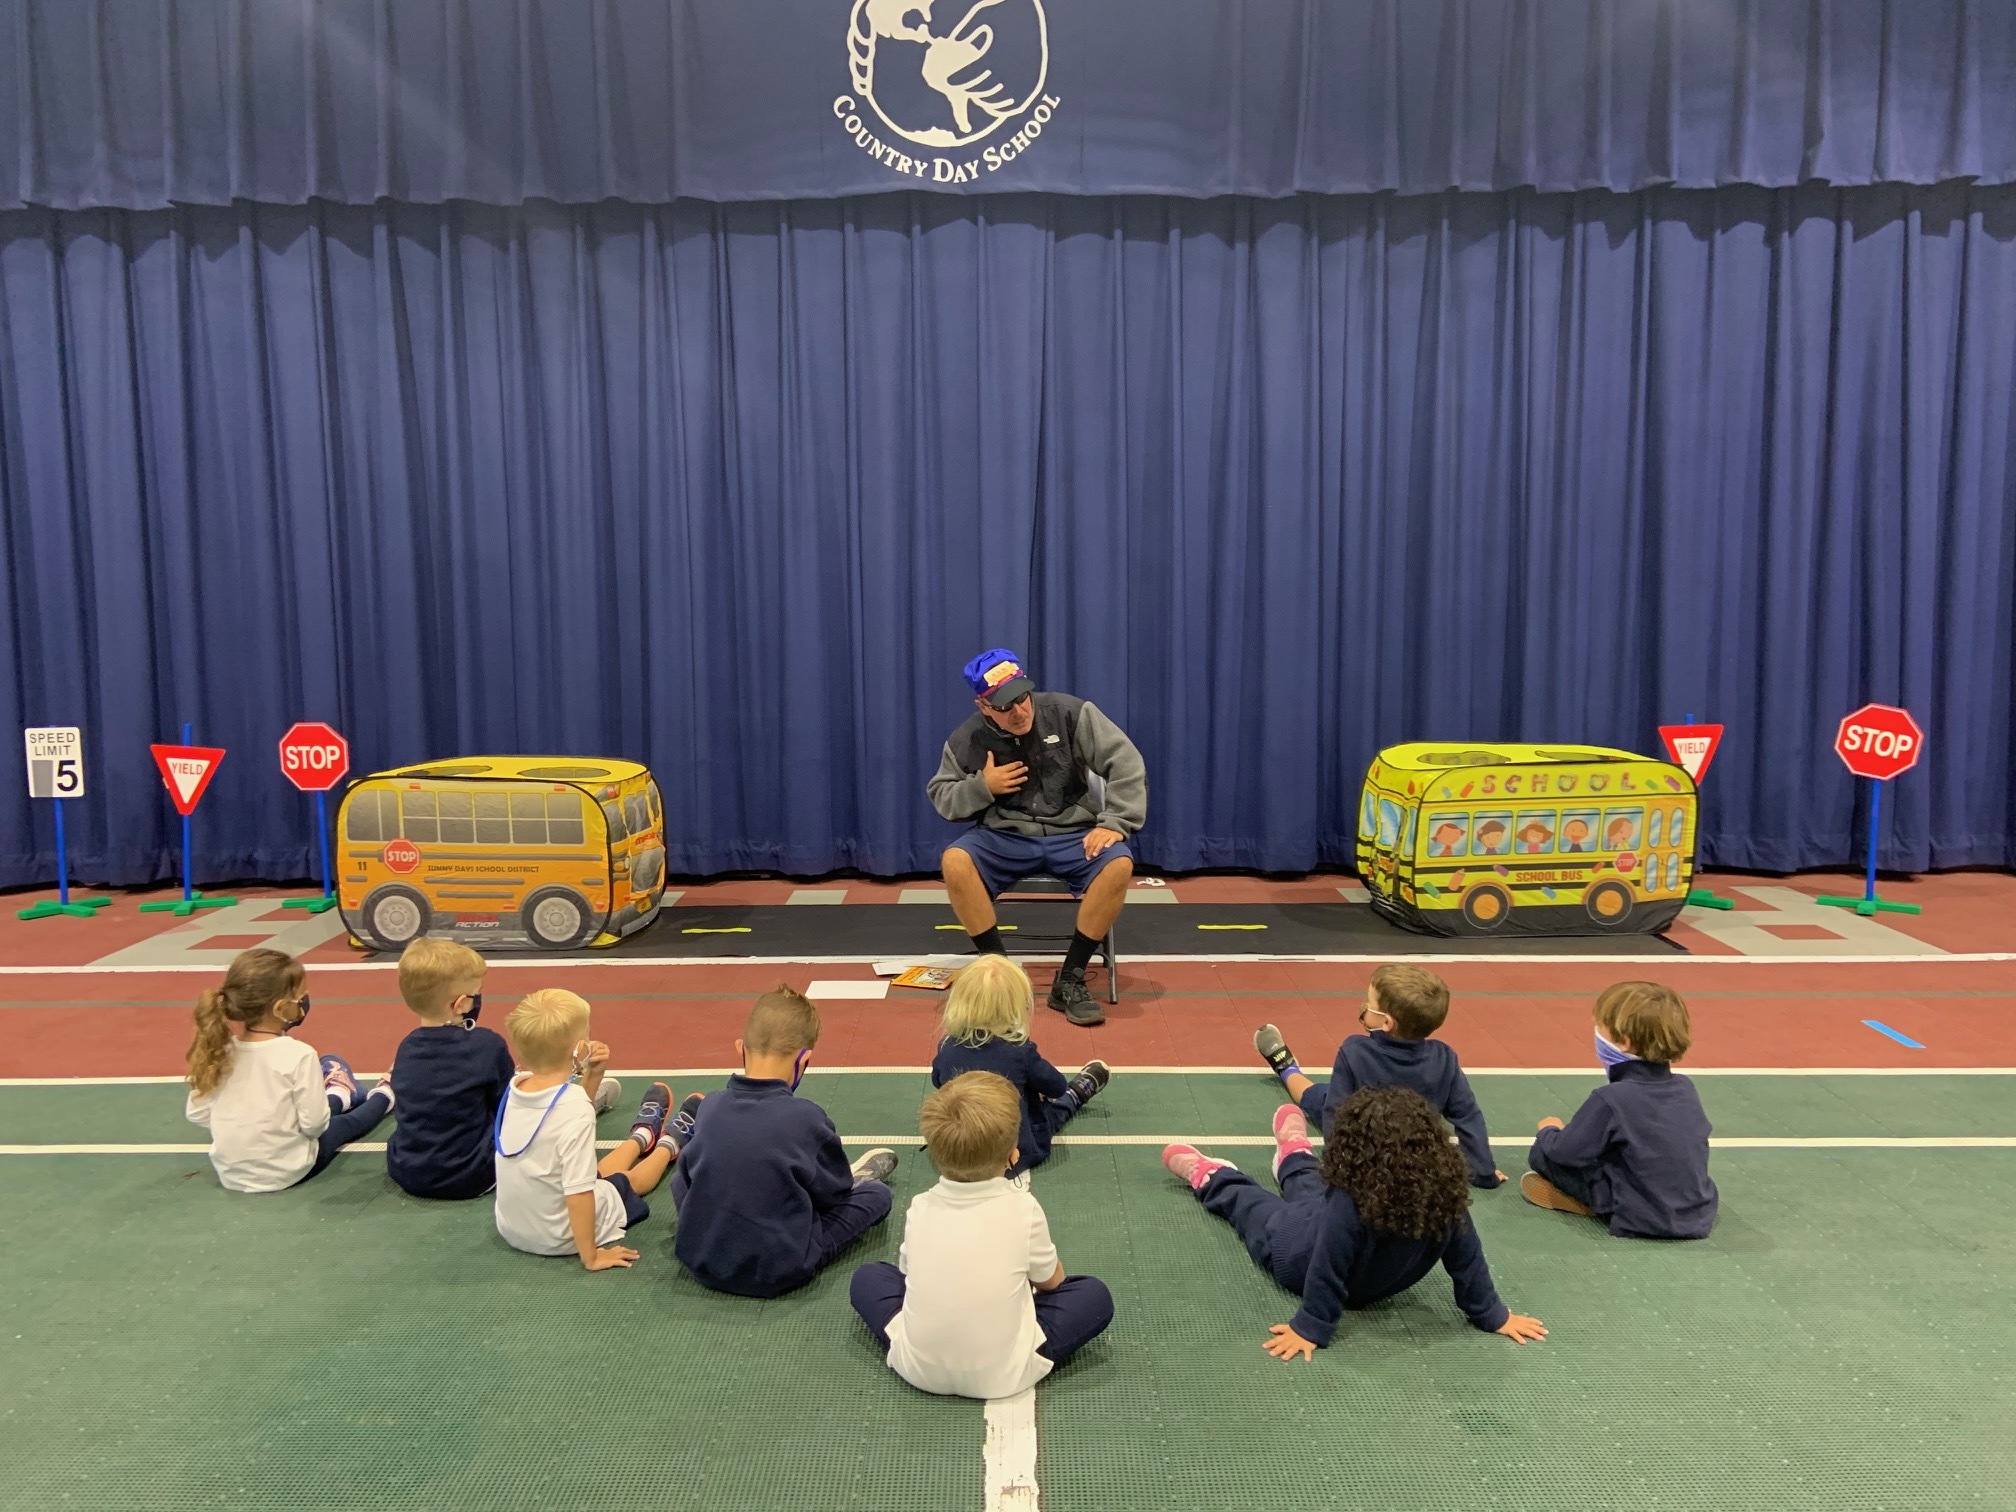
[[3, 186, 2012, 885], [5, 0, 2015, 207]]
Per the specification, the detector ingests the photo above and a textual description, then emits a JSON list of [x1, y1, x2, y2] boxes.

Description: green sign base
[[1684, 888, 1735, 911], [139, 891, 239, 917], [282, 896, 340, 914], [17, 896, 113, 921], [1815, 894, 1922, 917]]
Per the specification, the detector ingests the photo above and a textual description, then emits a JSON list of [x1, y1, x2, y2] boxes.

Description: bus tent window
[[1665, 853, 1682, 891], [402, 790, 440, 844], [546, 793, 586, 846], [1559, 810, 1598, 853], [1668, 809, 1688, 849], [475, 792, 512, 845], [1402, 806, 1417, 857], [1359, 789, 1380, 839], [602, 800, 629, 844], [1603, 809, 1643, 850], [510, 793, 548, 845], [1648, 809, 1666, 848], [439, 791, 476, 845], [1472, 812, 1511, 856], [624, 793, 650, 835], [1376, 799, 1403, 850], [346, 789, 393, 842], [1425, 815, 1469, 858], [648, 781, 663, 826], [1514, 811, 1556, 854]]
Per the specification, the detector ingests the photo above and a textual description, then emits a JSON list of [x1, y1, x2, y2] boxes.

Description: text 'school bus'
[[336, 757, 668, 952], [1356, 743, 1698, 938]]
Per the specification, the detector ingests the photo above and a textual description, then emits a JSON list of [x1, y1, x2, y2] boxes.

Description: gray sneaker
[[1254, 1024, 1297, 1076], [1047, 968, 1105, 1027], [590, 1077, 623, 1114], [850, 1147, 898, 1185]]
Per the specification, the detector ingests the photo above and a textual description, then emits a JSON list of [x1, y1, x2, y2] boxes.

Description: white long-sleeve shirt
[[184, 1037, 330, 1192]]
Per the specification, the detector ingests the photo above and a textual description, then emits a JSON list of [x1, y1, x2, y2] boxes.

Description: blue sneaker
[[663, 1092, 705, 1155], [629, 1082, 672, 1151], [319, 1055, 361, 1111]]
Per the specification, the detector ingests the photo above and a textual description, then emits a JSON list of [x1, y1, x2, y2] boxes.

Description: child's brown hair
[[186, 948, 305, 1097], [744, 983, 822, 1056], [397, 937, 486, 1017], [1370, 963, 1451, 1039], [1594, 981, 1692, 1063], [919, 1071, 1021, 1182]]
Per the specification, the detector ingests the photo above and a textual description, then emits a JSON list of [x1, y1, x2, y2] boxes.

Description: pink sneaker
[[1161, 1143, 1238, 1192], [1271, 1104, 1314, 1177]]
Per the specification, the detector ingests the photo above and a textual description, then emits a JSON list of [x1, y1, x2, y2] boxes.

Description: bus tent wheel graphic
[[1583, 879, 1635, 928], [1461, 884, 1512, 931], [524, 887, 596, 949], [363, 885, 432, 949]]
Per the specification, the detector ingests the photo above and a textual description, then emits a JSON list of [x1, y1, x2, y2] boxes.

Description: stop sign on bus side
[[278, 722, 351, 792], [1834, 704, 1925, 782]]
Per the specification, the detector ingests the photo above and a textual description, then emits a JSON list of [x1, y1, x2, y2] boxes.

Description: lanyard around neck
[[493, 1079, 570, 1159]]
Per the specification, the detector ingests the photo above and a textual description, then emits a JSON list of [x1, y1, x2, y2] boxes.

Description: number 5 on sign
[[24, 727, 85, 797]]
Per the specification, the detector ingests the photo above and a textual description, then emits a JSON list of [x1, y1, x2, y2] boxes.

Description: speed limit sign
[[24, 727, 85, 798]]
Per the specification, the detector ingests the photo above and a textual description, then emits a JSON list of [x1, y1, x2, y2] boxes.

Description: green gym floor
[[5, 1069, 2012, 1511]]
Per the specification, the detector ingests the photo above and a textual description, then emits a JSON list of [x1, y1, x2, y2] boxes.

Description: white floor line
[[6, 1065, 2015, 1088], [5, 1135, 2012, 1155], [3, 951, 2011, 976], [983, 1387, 1041, 1512]]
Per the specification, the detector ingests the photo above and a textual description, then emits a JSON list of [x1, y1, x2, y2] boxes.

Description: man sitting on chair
[[927, 649, 1147, 1027]]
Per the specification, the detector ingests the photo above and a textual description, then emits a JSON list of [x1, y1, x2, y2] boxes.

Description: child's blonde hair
[[940, 955, 1033, 1048], [187, 949, 305, 1096], [398, 937, 486, 1017], [1594, 981, 1693, 1063], [505, 989, 591, 1069], [744, 984, 822, 1056], [919, 1071, 1022, 1182]]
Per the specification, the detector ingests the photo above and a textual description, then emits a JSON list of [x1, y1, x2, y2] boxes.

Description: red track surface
[[5, 958, 2014, 1078]]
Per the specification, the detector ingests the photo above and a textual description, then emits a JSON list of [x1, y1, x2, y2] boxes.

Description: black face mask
[[289, 995, 313, 1028], [460, 993, 483, 1028]]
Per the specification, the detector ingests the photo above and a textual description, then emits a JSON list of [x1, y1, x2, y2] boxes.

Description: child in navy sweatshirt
[[387, 939, 526, 1200], [1163, 1086, 1546, 1359], [1253, 964, 1505, 1188], [1523, 981, 1718, 1239], [931, 955, 1110, 1178], [672, 984, 898, 1298]]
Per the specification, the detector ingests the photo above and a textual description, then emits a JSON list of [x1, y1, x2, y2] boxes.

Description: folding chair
[[998, 874, 1121, 1005]]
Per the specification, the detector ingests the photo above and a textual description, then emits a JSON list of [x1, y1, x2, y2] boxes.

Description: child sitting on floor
[[851, 1071, 1114, 1397], [1253, 963, 1504, 1186], [184, 947, 393, 1193], [1164, 1086, 1546, 1359], [493, 989, 690, 1271], [672, 984, 897, 1297], [1523, 981, 1718, 1239], [384, 939, 523, 1200], [932, 955, 1110, 1178]]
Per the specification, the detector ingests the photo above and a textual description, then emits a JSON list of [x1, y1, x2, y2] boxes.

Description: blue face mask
[[1595, 1029, 1636, 1067], [789, 1050, 809, 1092]]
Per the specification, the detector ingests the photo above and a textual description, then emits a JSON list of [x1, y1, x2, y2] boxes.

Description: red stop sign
[[278, 722, 351, 792], [1834, 703, 1925, 781], [382, 838, 422, 874]]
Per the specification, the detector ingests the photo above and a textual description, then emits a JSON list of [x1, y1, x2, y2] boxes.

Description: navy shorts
[[603, 1171, 651, 1229], [949, 827, 1132, 900]]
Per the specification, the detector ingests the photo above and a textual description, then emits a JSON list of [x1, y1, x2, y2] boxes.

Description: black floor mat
[[387, 901, 1688, 960]]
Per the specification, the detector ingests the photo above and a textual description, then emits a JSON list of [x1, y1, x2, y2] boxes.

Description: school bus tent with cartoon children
[[336, 757, 668, 952], [1357, 743, 1699, 938]]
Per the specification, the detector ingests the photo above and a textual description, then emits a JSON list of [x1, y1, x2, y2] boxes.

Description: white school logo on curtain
[[834, 0, 1062, 183]]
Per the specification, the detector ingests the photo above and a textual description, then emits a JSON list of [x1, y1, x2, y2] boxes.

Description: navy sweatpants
[[1197, 1151, 1327, 1293], [848, 1261, 1116, 1366], [1526, 1142, 1602, 1212], [297, 1091, 393, 1185]]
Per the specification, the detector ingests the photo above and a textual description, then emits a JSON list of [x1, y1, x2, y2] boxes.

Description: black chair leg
[[1103, 927, 1118, 1004]]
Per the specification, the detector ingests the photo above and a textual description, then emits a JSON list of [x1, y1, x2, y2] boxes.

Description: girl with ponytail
[[185, 948, 397, 1192]]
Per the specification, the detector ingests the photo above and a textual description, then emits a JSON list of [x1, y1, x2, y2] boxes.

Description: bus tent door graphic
[[1355, 743, 1699, 938], [336, 757, 668, 952]]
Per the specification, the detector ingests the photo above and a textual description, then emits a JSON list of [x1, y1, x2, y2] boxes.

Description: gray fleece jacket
[[926, 691, 1148, 838]]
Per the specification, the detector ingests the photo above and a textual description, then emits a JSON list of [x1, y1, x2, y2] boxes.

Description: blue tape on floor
[[1861, 1019, 1925, 1049]]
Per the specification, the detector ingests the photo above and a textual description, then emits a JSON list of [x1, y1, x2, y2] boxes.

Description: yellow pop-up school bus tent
[[1356, 743, 1698, 938], [336, 757, 667, 952]]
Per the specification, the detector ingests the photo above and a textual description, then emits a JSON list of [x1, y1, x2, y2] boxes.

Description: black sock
[[970, 925, 1007, 956], [1062, 929, 1100, 975]]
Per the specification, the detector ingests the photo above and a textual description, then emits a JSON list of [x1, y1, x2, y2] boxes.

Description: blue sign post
[[18, 725, 112, 922]]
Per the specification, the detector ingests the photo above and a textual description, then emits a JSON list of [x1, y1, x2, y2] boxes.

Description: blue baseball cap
[[963, 648, 1034, 709]]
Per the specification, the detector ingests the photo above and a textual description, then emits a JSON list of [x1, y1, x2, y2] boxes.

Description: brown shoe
[[1520, 1171, 1593, 1216]]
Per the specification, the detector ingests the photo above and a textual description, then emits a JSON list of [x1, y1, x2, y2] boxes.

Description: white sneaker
[[590, 1077, 622, 1114]]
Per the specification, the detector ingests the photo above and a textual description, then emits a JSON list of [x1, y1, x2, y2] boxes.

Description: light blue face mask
[[1595, 1029, 1636, 1068]]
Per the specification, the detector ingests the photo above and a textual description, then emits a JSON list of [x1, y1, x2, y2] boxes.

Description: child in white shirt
[[849, 1071, 1114, 1398], [183, 948, 393, 1193], [493, 988, 699, 1270]]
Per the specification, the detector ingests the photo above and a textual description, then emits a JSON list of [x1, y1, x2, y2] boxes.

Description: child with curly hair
[[1163, 1085, 1546, 1360]]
